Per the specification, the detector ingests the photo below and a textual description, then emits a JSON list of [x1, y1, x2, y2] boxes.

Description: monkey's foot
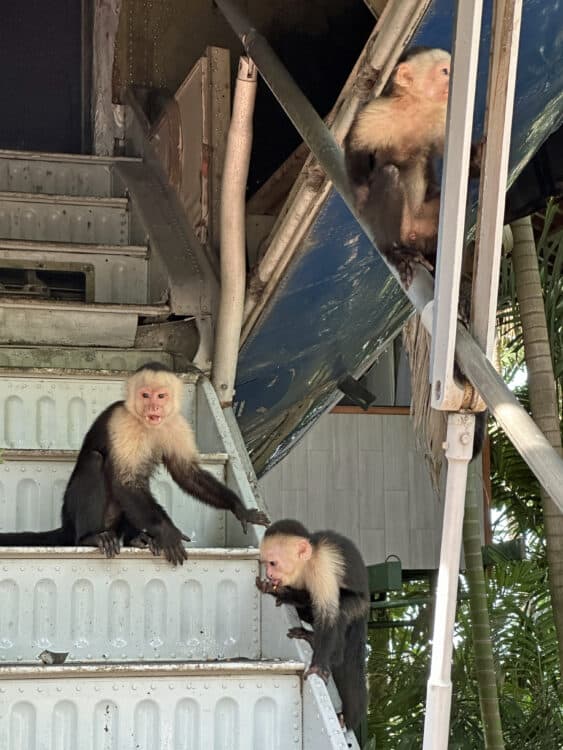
[[83, 530, 121, 558], [238, 508, 270, 533], [304, 664, 331, 684], [287, 626, 314, 646], [384, 244, 434, 288]]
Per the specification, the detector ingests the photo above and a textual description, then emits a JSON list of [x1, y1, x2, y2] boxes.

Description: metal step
[[0, 451, 231, 547], [0, 149, 142, 198], [0, 372, 197, 451], [0, 661, 303, 750], [0, 239, 148, 304], [0, 192, 130, 245], [0, 346, 174, 371], [0, 299, 169, 347], [0, 548, 260, 664]]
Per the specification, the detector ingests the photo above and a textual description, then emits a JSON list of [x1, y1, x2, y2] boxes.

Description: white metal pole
[[212, 57, 257, 406], [423, 412, 475, 750], [430, 0, 484, 411]]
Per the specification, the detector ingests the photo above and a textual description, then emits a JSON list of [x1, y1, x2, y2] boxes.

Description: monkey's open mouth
[[146, 414, 162, 424]]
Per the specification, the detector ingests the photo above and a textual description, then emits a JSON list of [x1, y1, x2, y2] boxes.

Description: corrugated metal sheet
[[0, 193, 129, 245], [0, 240, 148, 305], [0, 152, 120, 198], [0, 376, 195, 451], [0, 457, 228, 546], [0, 550, 259, 663], [0, 665, 302, 750]]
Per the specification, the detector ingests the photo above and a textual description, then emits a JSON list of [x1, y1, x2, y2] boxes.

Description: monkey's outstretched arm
[[166, 456, 270, 532]]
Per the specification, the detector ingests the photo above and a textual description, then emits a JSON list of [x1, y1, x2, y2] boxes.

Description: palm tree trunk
[[463, 465, 505, 748], [511, 215, 563, 670]]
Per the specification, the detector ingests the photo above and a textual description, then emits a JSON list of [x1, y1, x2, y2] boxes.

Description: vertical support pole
[[430, 0, 483, 410], [212, 57, 257, 406], [471, 0, 523, 358], [423, 413, 475, 750]]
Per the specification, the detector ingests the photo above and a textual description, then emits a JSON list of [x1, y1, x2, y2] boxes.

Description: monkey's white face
[[135, 386, 173, 426], [422, 58, 451, 103], [260, 536, 311, 587]]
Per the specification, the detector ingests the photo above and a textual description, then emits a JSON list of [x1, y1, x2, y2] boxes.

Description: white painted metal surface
[[0, 240, 148, 304], [423, 414, 475, 750], [430, 0, 484, 411], [0, 375, 194, 451], [0, 192, 129, 245], [0, 457, 228, 546], [0, 549, 259, 664], [472, 0, 523, 358], [0, 663, 302, 750]]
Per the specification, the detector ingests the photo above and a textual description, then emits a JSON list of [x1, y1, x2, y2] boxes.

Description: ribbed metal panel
[[0, 551, 259, 663], [0, 156, 114, 198], [0, 666, 302, 749], [0, 376, 197, 450], [0, 347, 174, 372], [0, 458, 227, 547], [0, 241, 148, 304], [0, 193, 129, 245]]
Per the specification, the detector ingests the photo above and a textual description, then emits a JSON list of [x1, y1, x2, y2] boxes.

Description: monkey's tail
[[332, 619, 368, 732], [0, 527, 74, 546]]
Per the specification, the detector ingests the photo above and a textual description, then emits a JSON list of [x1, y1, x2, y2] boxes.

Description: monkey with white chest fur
[[0, 363, 269, 564], [345, 47, 451, 285], [256, 519, 370, 732]]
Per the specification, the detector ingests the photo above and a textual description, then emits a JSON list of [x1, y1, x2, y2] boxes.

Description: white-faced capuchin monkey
[[256, 519, 370, 732], [345, 47, 452, 285], [0, 363, 269, 564]]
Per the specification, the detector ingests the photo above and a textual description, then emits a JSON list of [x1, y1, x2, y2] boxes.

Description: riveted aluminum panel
[[0, 241, 148, 304], [0, 458, 228, 547], [0, 376, 197, 450], [0, 193, 129, 245], [0, 303, 139, 347], [0, 156, 113, 198], [0, 347, 174, 372], [0, 551, 259, 663], [0, 667, 302, 750]]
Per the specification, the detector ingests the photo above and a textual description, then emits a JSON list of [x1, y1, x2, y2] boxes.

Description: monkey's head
[[125, 363, 183, 427], [391, 47, 450, 104], [260, 519, 313, 587]]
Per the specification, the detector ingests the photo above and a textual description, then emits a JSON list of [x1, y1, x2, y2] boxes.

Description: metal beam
[[214, 0, 563, 509], [430, 0, 484, 411]]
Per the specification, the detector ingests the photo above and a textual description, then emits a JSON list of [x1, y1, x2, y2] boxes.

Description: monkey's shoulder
[[349, 96, 445, 158], [79, 401, 123, 453]]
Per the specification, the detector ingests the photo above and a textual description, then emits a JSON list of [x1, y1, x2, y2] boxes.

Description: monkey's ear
[[297, 539, 313, 561], [394, 62, 414, 89]]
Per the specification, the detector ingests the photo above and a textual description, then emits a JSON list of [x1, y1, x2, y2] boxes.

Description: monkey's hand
[[84, 530, 121, 558], [153, 525, 190, 566], [255, 576, 280, 597], [304, 663, 331, 684], [383, 244, 434, 288], [237, 507, 270, 534], [287, 626, 314, 646]]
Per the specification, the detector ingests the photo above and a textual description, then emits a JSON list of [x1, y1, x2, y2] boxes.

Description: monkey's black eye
[[141, 392, 150, 399], [442, 67, 449, 76], [158, 393, 167, 399]]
